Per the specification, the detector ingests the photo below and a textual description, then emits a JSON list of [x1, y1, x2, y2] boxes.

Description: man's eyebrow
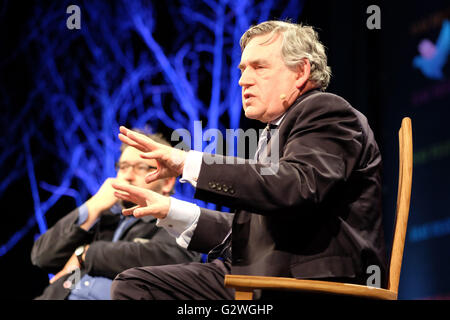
[[237, 59, 268, 70]]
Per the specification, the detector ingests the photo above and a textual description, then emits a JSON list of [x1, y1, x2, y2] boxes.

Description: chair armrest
[[225, 275, 397, 300]]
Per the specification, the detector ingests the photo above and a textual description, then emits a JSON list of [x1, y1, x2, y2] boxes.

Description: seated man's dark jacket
[[188, 89, 388, 287], [31, 207, 201, 299]]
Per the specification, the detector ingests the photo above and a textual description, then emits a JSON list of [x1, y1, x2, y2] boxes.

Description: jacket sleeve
[[188, 207, 233, 253], [84, 227, 201, 279], [194, 96, 364, 216], [30, 208, 95, 273]]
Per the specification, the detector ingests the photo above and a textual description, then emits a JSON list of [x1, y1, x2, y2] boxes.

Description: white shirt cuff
[[179, 150, 203, 187], [156, 197, 200, 248]]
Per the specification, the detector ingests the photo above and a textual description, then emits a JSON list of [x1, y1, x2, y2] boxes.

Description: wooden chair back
[[387, 117, 413, 294]]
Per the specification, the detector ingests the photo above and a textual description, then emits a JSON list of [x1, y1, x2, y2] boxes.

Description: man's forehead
[[240, 33, 282, 61]]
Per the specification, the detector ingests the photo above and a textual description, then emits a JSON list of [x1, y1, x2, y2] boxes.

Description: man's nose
[[238, 68, 254, 87], [122, 167, 136, 181]]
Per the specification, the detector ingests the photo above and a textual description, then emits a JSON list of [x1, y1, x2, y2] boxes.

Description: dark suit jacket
[[31, 206, 201, 299], [188, 89, 387, 287]]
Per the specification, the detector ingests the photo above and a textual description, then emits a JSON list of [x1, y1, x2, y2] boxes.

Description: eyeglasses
[[115, 162, 157, 176]]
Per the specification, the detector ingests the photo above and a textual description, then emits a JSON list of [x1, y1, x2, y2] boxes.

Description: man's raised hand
[[111, 182, 171, 219], [118, 126, 187, 184]]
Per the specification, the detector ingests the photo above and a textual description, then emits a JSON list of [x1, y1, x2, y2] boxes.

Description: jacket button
[[216, 185, 222, 191], [229, 188, 235, 194], [223, 185, 228, 192], [209, 182, 216, 189]]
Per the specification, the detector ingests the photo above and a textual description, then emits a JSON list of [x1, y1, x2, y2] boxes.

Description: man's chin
[[244, 107, 260, 120]]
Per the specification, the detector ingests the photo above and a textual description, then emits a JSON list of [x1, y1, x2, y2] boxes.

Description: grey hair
[[240, 20, 331, 90]]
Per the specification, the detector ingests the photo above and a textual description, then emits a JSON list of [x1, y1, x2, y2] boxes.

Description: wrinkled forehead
[[250, 31, 282, 46], [241, 32, 283, 61]]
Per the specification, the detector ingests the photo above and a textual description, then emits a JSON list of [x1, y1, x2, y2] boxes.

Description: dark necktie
[[256, 123, 277, 161], [206, 229, 232, 262]]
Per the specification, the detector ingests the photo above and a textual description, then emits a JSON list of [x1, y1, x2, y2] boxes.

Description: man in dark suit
[[31, 132, 200, 299], [110, 20, 387, 300]]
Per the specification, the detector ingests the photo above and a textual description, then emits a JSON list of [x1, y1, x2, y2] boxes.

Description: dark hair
[[120, 129, 171, 153]]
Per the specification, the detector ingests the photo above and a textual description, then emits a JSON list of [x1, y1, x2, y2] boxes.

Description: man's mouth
[[243, 92, 255, 100], [243, 93, 256, 106]]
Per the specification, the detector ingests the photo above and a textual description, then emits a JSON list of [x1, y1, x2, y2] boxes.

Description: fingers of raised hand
[[112, 183, 150, 206], [119, 126, 158, 151], [132, 206, 158, 218], [122, 205, 139, 216], [111, 182, 138, 194], [118, 133, 147, 152], [121, 204, 155, 218], [144, 169, 162, 184], [115, 191, 144, 208], [114, 190, 132, 202]]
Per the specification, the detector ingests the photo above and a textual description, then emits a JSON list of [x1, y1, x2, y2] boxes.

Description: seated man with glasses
[[115, 162, 157, 177], [31, 130, 201, 300]]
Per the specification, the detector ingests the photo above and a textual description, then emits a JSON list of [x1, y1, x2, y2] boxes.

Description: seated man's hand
[[49, 245, 90, 284], [49, 253, 79, 284], [82, 178, 120, 230], [86, 178, 119, 215], [111, 182, 171, 219], [118, 126, 187, 183]]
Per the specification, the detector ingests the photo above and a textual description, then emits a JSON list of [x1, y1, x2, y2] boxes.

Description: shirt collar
[[269, 113, 287, 127], [268, 88, 321, 128]]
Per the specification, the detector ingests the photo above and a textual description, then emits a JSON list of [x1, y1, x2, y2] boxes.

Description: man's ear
[[162, 176, 176, 195], [295, 59, 311, 89]]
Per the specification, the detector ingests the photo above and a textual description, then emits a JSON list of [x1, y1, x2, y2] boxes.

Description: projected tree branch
[[0, 0, 302, 256]]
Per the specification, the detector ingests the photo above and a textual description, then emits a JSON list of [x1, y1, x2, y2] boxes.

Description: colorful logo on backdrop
[[413, 20, 450, 80]]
